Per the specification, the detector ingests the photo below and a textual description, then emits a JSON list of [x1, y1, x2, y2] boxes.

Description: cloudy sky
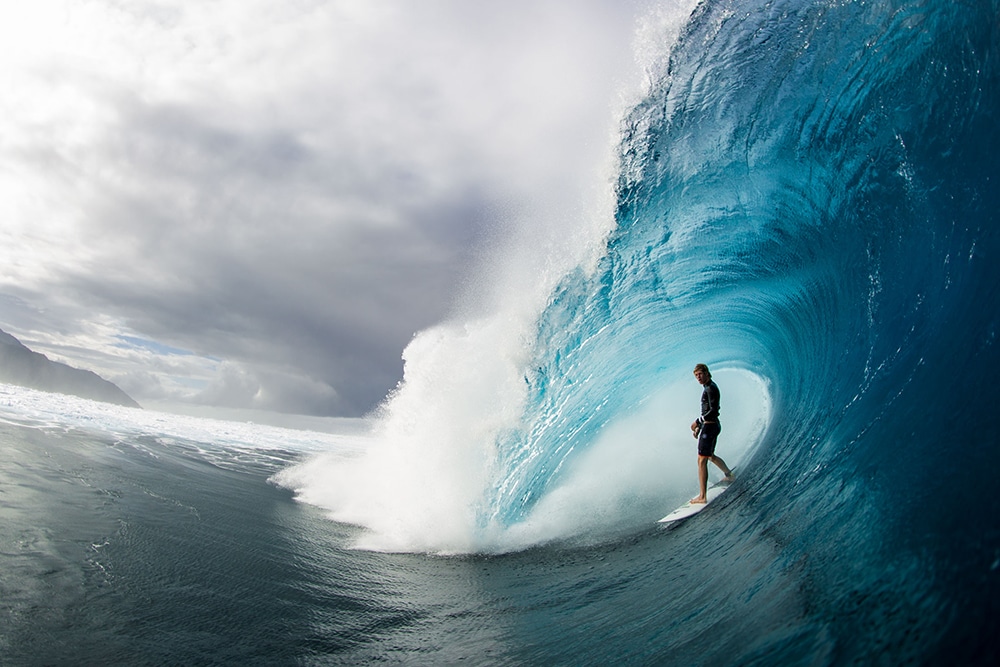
[[0, 0, 656, 418]]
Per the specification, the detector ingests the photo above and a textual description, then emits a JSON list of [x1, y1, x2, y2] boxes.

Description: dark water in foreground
[[0, 389, 996, 666]]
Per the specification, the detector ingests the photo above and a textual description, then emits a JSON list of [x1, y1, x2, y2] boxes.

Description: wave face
[[280, 0, 998, 657], [544, 0, 999, 660], [491, 0, 1000, 532]]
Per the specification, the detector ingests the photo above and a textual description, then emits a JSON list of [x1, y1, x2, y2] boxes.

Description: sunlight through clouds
[[0, 0, 645, 417]]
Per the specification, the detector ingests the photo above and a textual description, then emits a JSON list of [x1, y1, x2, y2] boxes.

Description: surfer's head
[[693, 364, 711, 383]]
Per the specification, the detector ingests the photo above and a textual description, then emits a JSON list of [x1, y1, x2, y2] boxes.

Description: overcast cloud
[[0, 0, 651, 417]]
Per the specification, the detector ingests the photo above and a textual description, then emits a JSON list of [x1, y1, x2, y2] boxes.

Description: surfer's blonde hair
[[693, 363, 711, 378]]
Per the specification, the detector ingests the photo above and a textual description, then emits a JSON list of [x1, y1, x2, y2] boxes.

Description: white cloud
[[0, 0, 647, 416]]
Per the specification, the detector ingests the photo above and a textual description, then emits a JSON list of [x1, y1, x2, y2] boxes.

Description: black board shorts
[[697, 422, 721, 457]]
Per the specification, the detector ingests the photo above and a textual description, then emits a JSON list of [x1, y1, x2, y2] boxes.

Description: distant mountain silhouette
[[0, 328, 140, 408]]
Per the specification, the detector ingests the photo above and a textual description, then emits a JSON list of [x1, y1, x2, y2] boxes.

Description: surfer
[[690, 364, 734, 503]]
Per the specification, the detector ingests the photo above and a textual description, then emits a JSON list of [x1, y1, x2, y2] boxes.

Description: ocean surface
[[3, 0, 999, 664]]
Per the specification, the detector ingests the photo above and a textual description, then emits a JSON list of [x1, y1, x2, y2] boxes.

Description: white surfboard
[[657, 482, 730, 524]]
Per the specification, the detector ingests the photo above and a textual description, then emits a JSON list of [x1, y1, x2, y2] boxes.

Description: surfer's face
[[694, 369, 709, 385]]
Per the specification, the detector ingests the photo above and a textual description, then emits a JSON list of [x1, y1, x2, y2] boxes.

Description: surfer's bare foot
[[690, 496, 707, 504], [722, 474, 735, 484]]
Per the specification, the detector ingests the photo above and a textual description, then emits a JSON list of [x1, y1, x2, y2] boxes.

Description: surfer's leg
[[711, 456, 734, 481], [693, 424, 720, 503], [691, 456, 709, 503]]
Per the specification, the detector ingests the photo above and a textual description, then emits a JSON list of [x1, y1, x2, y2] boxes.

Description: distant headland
[[0, 328, 140, 408]]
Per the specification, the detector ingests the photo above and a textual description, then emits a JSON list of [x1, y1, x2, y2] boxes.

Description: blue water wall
[[489, 0, 998, 659]]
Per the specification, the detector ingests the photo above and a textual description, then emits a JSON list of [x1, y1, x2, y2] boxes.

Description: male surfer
[[690, 363, 734, 503]]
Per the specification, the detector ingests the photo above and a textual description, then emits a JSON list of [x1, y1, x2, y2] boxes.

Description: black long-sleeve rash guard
[[699, 380, 721, 423]]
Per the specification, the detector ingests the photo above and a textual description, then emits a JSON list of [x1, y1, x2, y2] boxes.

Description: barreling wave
[[485, 0, 1000, 531], [279, 0, 999, 570]]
